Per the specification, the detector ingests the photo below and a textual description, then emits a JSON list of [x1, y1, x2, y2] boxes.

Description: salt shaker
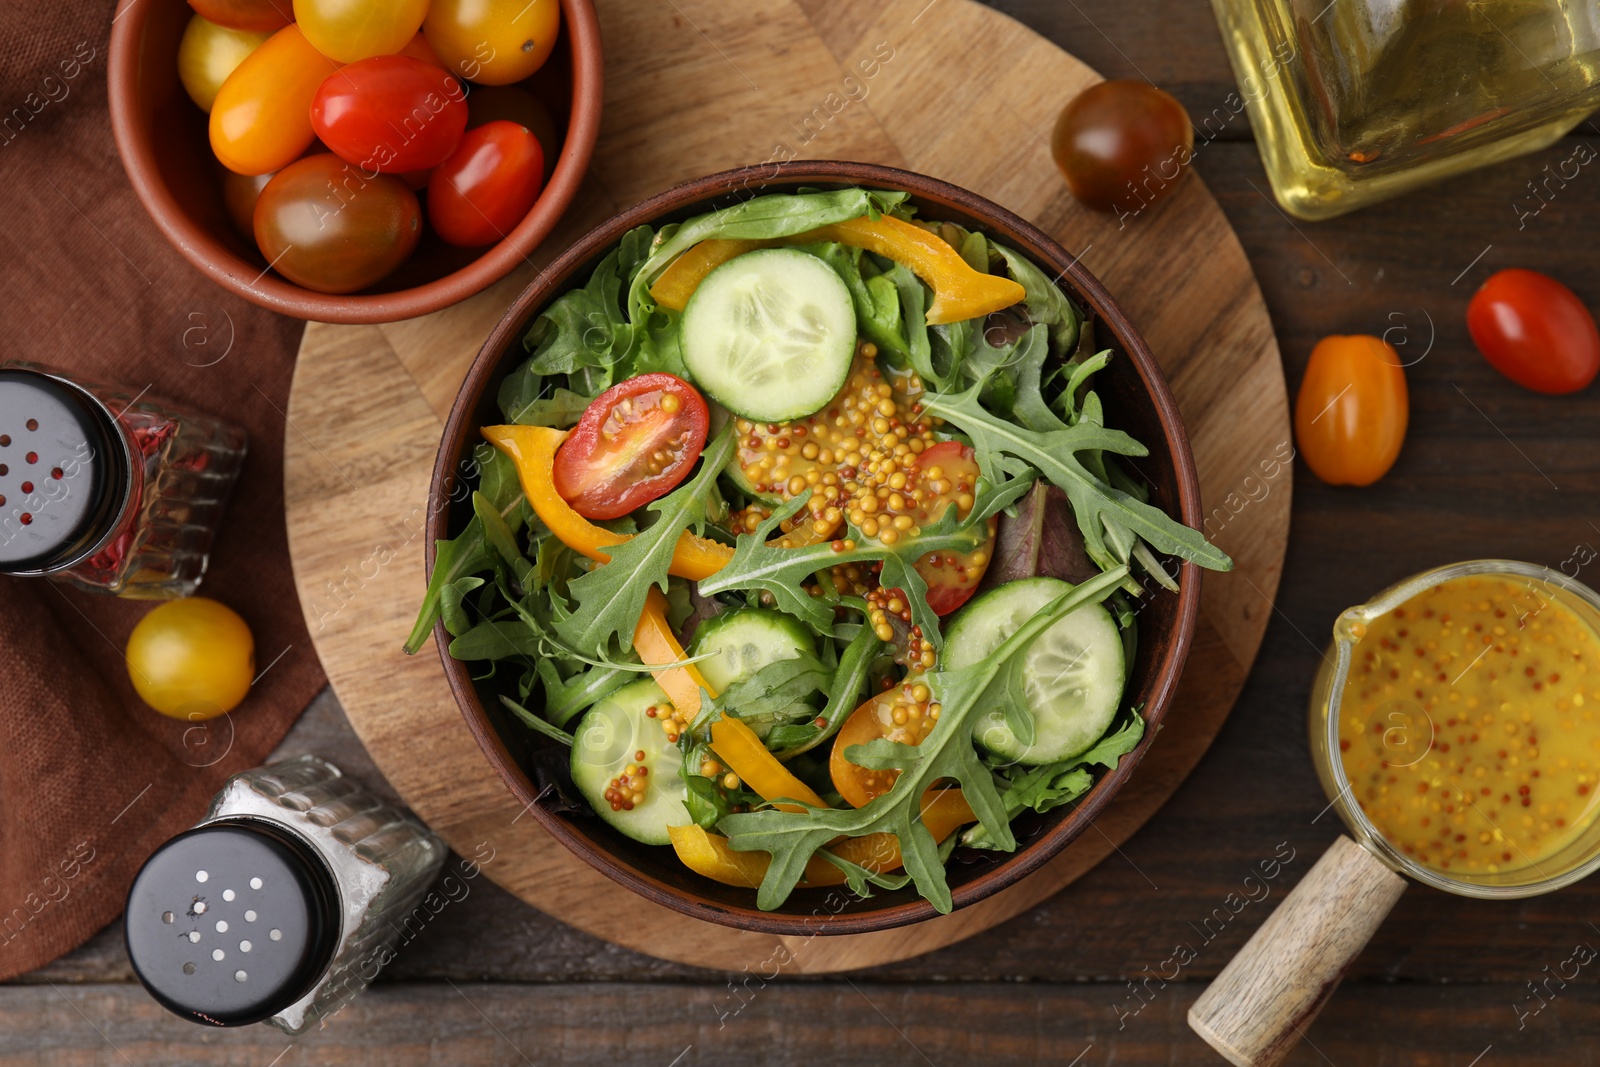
[[0, 361, 246, 598], [125, 756, 446, 1033]]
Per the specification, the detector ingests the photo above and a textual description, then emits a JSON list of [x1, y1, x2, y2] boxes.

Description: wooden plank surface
[[11, 0, 1600, 1063], [277, 0, 1287, 972]]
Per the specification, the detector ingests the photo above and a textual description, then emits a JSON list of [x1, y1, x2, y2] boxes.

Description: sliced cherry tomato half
[[909, 440, 994, 615], [188, 0, 293, 33], [254, 154, 421, 294], [1467, 268, 1600, 395], [311, 56, 468, 173], [551, 374, 711, 521], [428, 120, 545, 247], [830, 677, 940, 808], [1293, 334, 1408, 486]]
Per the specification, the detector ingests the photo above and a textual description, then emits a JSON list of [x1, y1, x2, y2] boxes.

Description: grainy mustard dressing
[[1338, 575, 1600, 877]]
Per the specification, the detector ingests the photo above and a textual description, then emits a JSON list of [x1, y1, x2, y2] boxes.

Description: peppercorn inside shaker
[[0, 362, 246, 598], [125, 756, 446, 1034]]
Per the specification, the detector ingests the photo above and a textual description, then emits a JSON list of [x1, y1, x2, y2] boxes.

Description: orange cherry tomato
[[424, 0, 561, 86], [254, 154, 421, 293], [188, 0, 293, 33], [209, 24, 338, 175], [1294, 335, 1408, 486], [1052, 80, 1193, 216], [1467, 269, 1600, 395], [397, 32, 444, 69], [293, 0, 429, 64], [909, 441, 994, 615], [830, 679, 940, 808]]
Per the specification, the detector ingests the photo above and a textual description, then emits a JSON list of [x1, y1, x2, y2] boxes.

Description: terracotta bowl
[[108, 0, 602, 324], [429, 161, 1203, 935]]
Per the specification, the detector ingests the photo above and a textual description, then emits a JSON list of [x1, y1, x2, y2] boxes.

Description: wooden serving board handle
[[1187, 835, 1407, 1066]]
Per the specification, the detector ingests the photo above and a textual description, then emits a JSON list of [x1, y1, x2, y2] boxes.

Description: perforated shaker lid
[[124, 820, 341, 1028], [0, 369, 129, 574]]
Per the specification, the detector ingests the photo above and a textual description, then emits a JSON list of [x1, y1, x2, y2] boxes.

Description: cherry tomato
[[909, 441, 995, 615], [210, 24, 339, 175], [293, 0, 429, 64], [466, 85, 560, 178], [424, 0, 561, 86], [254, 154, 421, 294], [398, 32, 444, 68], [126, 598, 255, 720], [178, 15, 269, 112], [428, 120, 545, 247], [188, 0, 292, 33], [552, 374, 710, 520], [221, 167, 274, 236], [830, 679, 939, 807], [312, 57, 468, 173], [1467, 269, 1600, 395], [1294, 335, 1408, 486], [1051, 80, 1193, 216]]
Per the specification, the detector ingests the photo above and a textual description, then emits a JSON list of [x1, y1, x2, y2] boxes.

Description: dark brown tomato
[[1051, 80, 1193, 216], [253, 154, 421, 294]]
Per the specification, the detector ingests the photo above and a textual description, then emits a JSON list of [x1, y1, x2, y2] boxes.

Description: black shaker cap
[[0, 368, 127, 574], [124, 820, 340, 1027]]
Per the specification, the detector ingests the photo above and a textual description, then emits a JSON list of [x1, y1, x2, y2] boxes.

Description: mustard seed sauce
[[1338, 575, 1600, 876]]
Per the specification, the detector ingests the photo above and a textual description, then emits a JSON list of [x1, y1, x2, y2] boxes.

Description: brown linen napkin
[[0, 0, 325, 979]]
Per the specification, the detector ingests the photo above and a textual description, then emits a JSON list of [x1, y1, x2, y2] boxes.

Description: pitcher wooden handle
[[1187, 834, 1406, 1066]]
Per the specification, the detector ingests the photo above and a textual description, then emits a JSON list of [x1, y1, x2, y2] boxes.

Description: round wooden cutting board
[[284, 0, 1289, 972]]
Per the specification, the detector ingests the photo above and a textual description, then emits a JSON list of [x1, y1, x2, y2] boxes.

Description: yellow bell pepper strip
[[481, 424, 733, 581], [645, 215, 1025, 325], [667, 788, 977, 890], [632, 589, 827, 812], [649, 238, 768, 309]]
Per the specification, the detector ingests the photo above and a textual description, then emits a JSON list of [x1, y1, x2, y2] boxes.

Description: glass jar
[[125, 756, 447, 1034], [1211, 0, 1600, 219], [0, 362, 246, 598]]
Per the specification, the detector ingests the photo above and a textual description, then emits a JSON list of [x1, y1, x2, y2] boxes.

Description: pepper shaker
[[0, 361, 246, 598], [125, 756, 446, 1033]]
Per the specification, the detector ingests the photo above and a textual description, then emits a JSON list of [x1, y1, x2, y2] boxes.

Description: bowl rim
[[428, 159, 1204, 935], [107, 0, 604, 325]]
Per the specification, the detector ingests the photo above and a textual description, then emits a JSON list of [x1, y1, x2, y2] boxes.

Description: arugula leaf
[[712, 652, 831, 736], [921, 384, 1232, 574], [449, 620, 541, 662], [767, 623, 883, 758], [550, 425, 736, 655], [536, 660, 632, 727], [815, 848, 914, 897], [696, 470, 1033, 646], [963, 714, 1146, 849], [803, 242, 910, 359], [996, 244, 1079, 354], [717, 566, 1128, 912], [501, 696, 575, 747], [628, 188, 910, 322]]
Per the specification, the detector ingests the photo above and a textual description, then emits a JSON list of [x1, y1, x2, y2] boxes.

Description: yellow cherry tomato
[[210, 24, 339, 175], [126, 598, 256, 720], [177, 15, 270, 112], [1294, 334, 1409, 486], [294, 0, 430, 64], [424, 0, 561, 86]]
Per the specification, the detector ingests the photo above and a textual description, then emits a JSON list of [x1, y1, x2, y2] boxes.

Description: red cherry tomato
[[254, 154, 421, 294], [188, 0, 292, 32], [552, 374, 710, 521], [311, 56, 468, 174], [465, 85, 560, 179], [427, 120, 545, 247], [1051, 80, 1193, 216], [910, 441, 994, 616], [1467, 269, 1600, 395]]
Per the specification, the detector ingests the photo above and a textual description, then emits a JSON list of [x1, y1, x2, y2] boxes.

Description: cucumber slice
[[681, 248, 857, 423], [570, 679, 690, 845], [689, 608, 818, 739], [942, 576, 1125, 765]]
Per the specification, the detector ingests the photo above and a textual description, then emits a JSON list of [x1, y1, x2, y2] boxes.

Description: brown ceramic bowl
[[108, 0, 602, 324], [429, 161, 1203, 934]]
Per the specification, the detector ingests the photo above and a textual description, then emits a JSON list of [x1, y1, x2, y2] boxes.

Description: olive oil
[[1211, 0, 1600, 218]]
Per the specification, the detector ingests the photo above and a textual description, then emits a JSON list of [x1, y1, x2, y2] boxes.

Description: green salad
[[406, 187, 1232, 912]]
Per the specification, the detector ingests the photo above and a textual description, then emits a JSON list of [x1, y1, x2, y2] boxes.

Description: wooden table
[[9, 2, 1600, 1063]]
